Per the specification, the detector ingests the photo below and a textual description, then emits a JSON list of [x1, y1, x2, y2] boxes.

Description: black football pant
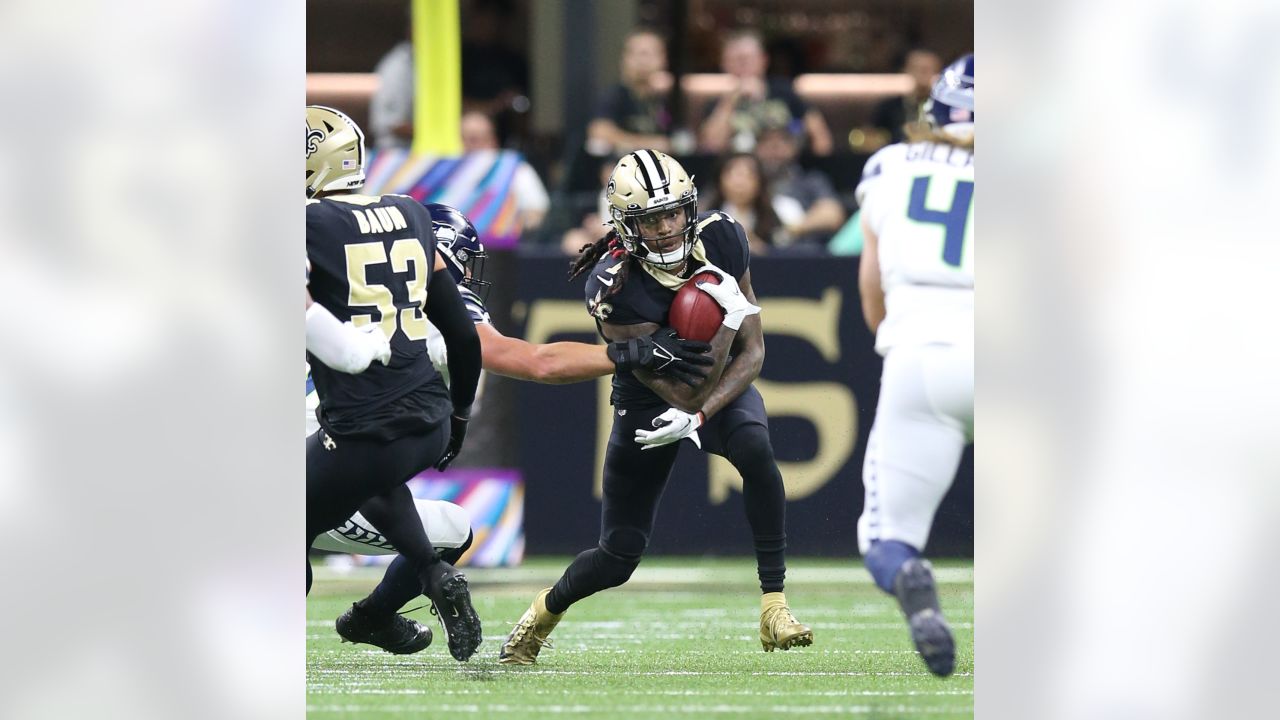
[[306, 423, 449, 594], [545, 385, 788, 615]]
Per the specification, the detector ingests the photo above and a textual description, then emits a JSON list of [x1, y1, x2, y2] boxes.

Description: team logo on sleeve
[[306, 126, 325, 158], [588, 288, 612, 321]]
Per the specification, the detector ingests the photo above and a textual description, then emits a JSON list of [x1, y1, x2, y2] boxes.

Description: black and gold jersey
[[583, 211, 751, 408], [306, 193, 451, 440]]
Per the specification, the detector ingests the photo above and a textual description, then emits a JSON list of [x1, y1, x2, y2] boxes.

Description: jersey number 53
[[345, 239, 430, 341]]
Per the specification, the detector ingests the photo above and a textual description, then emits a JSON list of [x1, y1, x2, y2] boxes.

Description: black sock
[[356, 555, 423, 616], [546, 546, 639, 615]]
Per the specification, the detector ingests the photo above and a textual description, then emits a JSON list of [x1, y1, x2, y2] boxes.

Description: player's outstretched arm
[[477, 324, 712, 386], [477, 323, 614, 384], [696, 269, 765, 420]]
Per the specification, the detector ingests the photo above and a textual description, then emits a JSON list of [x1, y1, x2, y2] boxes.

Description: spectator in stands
[[369, 35, 413, 149], [461, 111, 548, 232], [586, 29, 676, 156], [868, 48, 942, 146], [700, 153, 783, 255], [755, 125, 846, 246], [698, 30, 833, 156]]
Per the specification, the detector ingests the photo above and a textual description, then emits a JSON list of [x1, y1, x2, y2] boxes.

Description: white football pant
[[858, 342, 974, 554], [311, 497, 472, 556]]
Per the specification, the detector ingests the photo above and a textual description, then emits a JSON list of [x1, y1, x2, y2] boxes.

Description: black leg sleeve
[[724, 424, 788, 593], [700, 386, 788, 594], [545, 406, 680, 614], [358, 484, 441, 577]]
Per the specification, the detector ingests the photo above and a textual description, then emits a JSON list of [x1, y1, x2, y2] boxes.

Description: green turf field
[[307, 557, 973, 718]]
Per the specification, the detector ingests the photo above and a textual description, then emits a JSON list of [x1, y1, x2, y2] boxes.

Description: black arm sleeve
[[425, 270, 482, 414]]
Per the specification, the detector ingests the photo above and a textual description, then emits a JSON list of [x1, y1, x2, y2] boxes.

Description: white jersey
[[857, 141, 974, 355]]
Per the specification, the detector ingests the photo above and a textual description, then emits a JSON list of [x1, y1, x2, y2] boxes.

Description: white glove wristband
[[305, 303, 392, 374]]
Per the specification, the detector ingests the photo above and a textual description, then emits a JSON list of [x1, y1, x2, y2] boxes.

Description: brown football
[[669, 271, 725, 342]]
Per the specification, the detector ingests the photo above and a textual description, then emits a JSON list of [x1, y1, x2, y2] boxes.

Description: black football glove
[[435, 408, 471, 471], [607, 327, 714, 387]]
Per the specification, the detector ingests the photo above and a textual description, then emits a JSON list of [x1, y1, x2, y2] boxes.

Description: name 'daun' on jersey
[[353, 206, 410, 235]]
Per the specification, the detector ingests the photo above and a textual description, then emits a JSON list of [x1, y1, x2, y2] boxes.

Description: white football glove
[[695, 265, 761, 331], [355, 323, 393, 367], [635, 407, 704, 450]]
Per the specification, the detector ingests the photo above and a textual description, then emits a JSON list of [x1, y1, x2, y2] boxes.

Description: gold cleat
[[498, 587, 564, 665], [759, 592, 813, 652]]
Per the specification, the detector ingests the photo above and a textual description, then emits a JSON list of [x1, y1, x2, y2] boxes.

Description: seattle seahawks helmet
[[923, 53, 974, 130], [306, 105, 366, 198], [426, 203, 491, 301], [606, 150, 699, 271]]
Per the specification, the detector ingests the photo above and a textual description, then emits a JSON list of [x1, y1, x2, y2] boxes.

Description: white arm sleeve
[[305, 303, 390, 374]]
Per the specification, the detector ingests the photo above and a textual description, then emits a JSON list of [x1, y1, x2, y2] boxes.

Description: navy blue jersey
[[306, 193, 451, 440], [584, 211, 750, 408], [458, 286, 492, 326]]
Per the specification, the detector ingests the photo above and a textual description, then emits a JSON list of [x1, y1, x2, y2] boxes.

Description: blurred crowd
[[358, 1, 951, 258]]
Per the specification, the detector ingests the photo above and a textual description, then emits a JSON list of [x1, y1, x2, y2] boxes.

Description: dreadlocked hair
[[568, 230, 630, 298]]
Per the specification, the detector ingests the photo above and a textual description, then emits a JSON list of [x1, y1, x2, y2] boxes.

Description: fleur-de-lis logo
[[306, 126, 325, 157]]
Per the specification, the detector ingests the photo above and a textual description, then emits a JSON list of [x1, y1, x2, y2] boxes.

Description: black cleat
[[424, 561, 483, 662], [892, 558, 956, 677], [335, 603, 433, 654]]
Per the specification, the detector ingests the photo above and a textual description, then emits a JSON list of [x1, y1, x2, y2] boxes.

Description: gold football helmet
[[306, 105, 366, 198], [606, 150, 698, 270]]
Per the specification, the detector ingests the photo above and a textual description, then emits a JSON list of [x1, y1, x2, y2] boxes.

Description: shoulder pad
[[856, 143, 908, 206], [585, 255, 625, 290], [695, 210, 731, 233]]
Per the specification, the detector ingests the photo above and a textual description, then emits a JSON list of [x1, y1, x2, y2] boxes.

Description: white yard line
[[311, 688, 973, 697], [313, 565, 974, 586], [307, 703, 973, 715]]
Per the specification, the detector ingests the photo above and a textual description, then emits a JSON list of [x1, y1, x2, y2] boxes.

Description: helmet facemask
[[612, 195, 699, 270], [450, 244, 492, 302]]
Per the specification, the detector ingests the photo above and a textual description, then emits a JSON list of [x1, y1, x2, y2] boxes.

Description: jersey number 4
[[908, 176, 974, 268], [345, 239, 429, 341]]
